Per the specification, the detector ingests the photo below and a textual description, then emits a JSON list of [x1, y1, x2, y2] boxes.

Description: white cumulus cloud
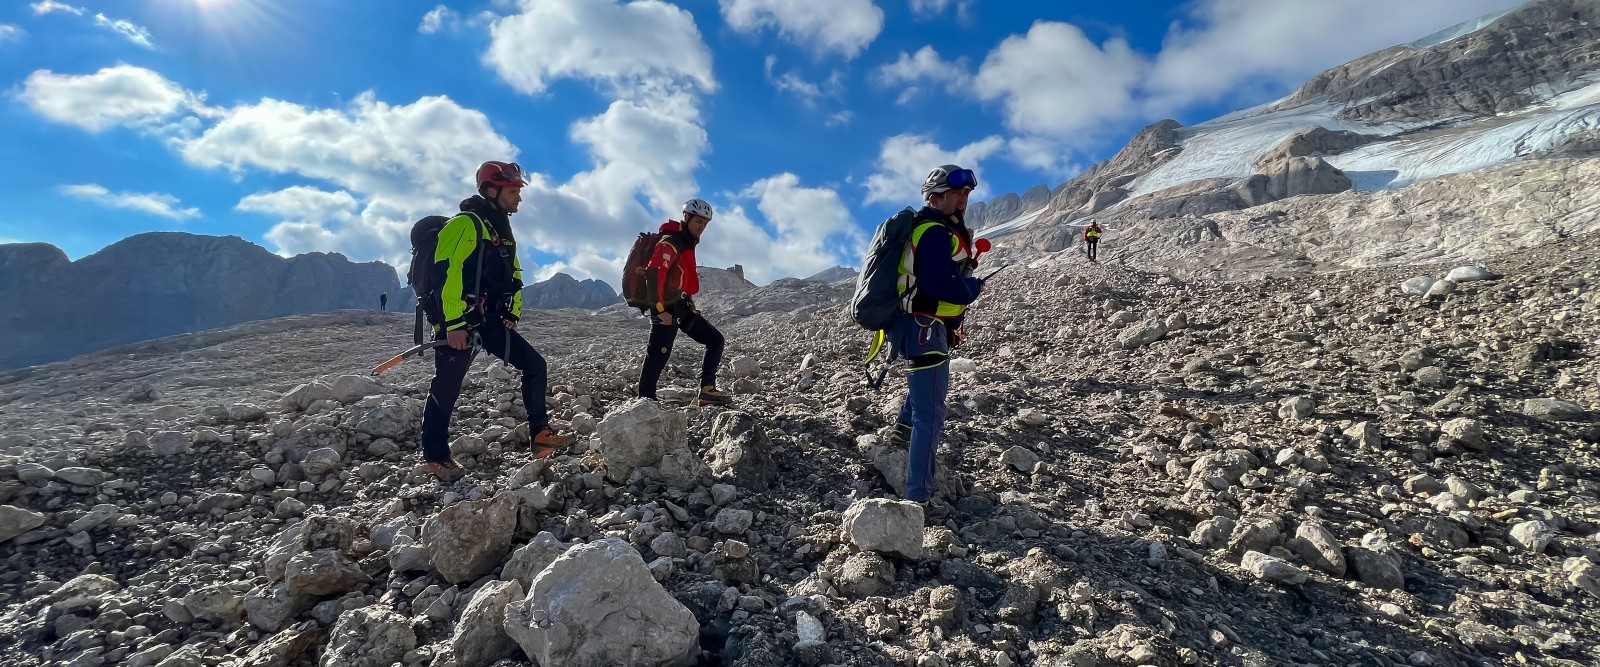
[[864, 133, 1005, 206], [720, 0, 884, 60], [17, 65, 196, 132], [60, 183, 200, 220], [974, 21, 1144, 139], [483, 0, 714, 98]]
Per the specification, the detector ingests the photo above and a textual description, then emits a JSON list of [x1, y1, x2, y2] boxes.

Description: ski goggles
[[928, 167, 978, 193]]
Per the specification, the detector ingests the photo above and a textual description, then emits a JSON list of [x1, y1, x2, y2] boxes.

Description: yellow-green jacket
[[434, 206, 523, 331]]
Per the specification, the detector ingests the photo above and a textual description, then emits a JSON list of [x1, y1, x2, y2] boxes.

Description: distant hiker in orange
[[1084, 222, 1103, 261]]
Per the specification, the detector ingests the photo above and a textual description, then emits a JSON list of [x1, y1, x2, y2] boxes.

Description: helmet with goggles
[[921, 165, 978, 197]]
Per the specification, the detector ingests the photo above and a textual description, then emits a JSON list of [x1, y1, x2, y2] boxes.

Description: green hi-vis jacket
[[434, 212, 523, 331], [896, 219, 977, 319]]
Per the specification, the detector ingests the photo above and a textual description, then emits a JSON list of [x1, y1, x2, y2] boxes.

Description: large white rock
[[422, 495, 518, 584], [594, 399, 710, 489], [451, 580, 525, 667], [504, 538, 699, 667], [842, 498, 925, 559], [321, 606, 416, 667], [0, 505, 47, 542]]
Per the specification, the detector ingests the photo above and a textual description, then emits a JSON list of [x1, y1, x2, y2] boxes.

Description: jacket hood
[[658, 220, 683, 233]]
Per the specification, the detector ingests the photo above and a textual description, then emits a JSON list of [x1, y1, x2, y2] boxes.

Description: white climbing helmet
[[682, 198, 714, 222]]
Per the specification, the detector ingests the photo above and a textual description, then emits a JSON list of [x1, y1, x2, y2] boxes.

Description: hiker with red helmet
[[418, 160, 574, 481], [637, 198, 733, 406]]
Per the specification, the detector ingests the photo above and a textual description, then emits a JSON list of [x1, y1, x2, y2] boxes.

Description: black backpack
[[850, 207, 920, 332], [407, 213, 486, 343]]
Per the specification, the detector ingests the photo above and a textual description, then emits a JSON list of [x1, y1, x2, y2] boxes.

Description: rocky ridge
[[0, 229, 1597, 666]]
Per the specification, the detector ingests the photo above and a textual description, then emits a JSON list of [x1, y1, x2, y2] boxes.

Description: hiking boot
[[697, 385, 733, 406], [531, 427, 574, 459], [425, 458, 466, 483], [885, 421, 912, 447]]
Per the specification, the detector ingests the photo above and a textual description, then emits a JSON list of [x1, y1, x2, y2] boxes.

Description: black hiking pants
[[1086, 240, 1099, 261], [638, 308, 724, 399], [420, 323, 550, 462]]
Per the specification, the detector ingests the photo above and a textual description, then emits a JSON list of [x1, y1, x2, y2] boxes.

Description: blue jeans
[[891, 313, 950, 502]]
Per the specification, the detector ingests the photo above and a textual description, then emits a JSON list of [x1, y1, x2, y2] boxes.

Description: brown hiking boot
[[425, 458, 466, 483], [531, 427, 574, 459], [697, 385, 733, 406]]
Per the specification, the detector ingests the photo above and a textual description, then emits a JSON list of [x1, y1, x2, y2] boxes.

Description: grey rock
[[149, 431, 191, 456], [504, 538, 699, 667], [1001, 446, 1042, 472], [706, 411, 778, 492], [53, 467, 108, 487], [284, 549, 371, 596], [713, 508, 754, 535], [422, 494, 518, 584], [1441, 418, 1488, 450], [1509, 520, 1556, 553], [503, 532, 571, 590], [1289, 522, 1347, 577], [1241, 550, 1308, 585], [841, 498, 925, 559], [595, 398, 710, 490], [321, 605, 415, 667], [452, 580, 525, 667], [1522, 398, 1586, 419], [0, 504, 47, 542]]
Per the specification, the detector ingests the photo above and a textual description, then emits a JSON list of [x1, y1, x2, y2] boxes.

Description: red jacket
[[648, 221, 699, 305], [1083, 224, 1103, 242]]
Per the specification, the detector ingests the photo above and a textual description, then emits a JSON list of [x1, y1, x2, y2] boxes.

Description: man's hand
[[504, 318, 518, 330], [446, 328, 470, 350], [948, 326, 965, 348], [658, 311, 675, 326]]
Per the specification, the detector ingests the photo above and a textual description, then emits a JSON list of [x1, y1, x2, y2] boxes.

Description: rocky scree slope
[[0, 236, 1598, 666]]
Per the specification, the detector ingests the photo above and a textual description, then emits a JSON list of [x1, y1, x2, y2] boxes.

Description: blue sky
[[0, 0, 1524, 285]]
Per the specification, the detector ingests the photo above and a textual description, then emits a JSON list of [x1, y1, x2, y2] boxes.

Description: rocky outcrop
[[1234, 157, 1354, 206], [520, 272, 618, 310], [697, 265, 757, 293], [1274, 0, 1600, 123], [1254, 127, 1380, 169], [0, 233, 398, 369], [803, 266, 857, 283]]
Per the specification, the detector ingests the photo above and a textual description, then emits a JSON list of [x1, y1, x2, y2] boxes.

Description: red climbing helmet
[[475, 161, 527, 190]]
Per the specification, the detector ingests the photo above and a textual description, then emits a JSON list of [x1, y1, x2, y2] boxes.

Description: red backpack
[[621, 231, 663, 311]]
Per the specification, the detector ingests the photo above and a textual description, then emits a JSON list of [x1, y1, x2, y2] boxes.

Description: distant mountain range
[[0, 232, 398, 369]]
